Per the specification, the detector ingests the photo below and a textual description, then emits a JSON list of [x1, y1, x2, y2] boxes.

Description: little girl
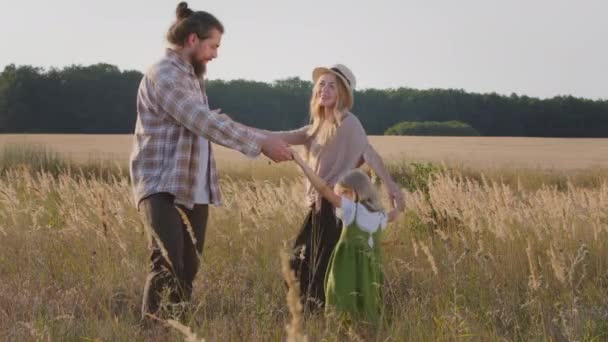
[[291, 150, 404, 324]]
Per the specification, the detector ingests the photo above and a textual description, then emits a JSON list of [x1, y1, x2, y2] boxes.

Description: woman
[[271, 64, 405, 312]]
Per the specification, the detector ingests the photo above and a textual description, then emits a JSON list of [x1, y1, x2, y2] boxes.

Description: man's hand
[[261, 135, 292, 162]]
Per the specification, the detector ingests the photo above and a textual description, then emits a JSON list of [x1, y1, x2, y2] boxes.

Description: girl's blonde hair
[[307, 72, 353, 146], [337, 169, 384, 213]]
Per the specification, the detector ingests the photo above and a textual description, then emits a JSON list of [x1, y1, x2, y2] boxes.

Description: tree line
[[1, 63, 607, 137]]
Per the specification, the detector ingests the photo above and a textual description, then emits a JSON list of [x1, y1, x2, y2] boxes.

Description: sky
[[1, 0, 606, 99]]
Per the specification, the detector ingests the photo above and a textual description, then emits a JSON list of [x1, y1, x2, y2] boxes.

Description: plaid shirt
[[130, 49, 263, 209]]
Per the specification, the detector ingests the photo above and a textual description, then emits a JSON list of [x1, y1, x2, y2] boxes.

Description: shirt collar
[[165, 48, 195, 76]]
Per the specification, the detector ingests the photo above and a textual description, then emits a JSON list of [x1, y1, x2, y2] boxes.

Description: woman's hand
[[388, 183, 405, 212]]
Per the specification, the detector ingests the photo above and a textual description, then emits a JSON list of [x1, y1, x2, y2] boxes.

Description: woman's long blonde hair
[[337, 169, 384, 213], [307, 72, 353, 146]]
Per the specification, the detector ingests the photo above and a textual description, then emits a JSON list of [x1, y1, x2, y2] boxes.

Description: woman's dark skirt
[[290, 198, 342, 312]]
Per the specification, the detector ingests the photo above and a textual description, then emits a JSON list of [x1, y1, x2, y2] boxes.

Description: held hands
[[385, 183, 406, 223], [261, 135, 292, 163], [388, 183, 406, 212], [211, 108, 292, 163]]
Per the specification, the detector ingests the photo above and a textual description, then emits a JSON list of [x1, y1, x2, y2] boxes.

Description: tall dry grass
[[0, 148, 607, 340]]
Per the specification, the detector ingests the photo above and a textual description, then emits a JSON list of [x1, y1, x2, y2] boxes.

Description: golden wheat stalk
[[526, 239, 541, 291], [280, 250, 308, 342], [165, 319, 205, 342], [419, 240, 439, 276], [145, 314, 205, 342], [175, 206, 201, 259], [148, 228, 176, 274]]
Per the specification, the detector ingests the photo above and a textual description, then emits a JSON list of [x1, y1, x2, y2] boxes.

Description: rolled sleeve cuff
[[242, 130, 265, 159]]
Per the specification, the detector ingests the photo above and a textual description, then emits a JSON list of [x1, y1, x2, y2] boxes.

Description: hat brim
[[312, 67, 354, 104]]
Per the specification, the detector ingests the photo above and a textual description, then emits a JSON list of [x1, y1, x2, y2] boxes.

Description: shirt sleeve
[[153, 69, 263, 158], [336, 197, 356, 226]]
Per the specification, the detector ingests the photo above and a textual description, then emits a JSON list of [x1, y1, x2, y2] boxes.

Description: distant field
[[1, 134, 608, 169], [2, 134, 608, 340]]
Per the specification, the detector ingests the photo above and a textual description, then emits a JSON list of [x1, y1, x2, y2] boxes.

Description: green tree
[[385, 121, 480, 136]]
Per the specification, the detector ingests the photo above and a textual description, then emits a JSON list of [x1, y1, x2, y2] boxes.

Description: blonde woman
[[269, 64, 405, 312]]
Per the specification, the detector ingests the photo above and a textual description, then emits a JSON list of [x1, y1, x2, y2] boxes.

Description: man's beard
[[190, 55, 206, 77]]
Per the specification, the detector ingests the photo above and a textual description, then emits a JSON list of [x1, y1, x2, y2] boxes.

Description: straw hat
[[312, 64, 356, 105]]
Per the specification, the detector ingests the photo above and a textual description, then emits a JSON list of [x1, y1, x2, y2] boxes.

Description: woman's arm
[[386, 200, 405, 223], [214, 111, 311, 146], [291, 149, 342, 208], [261, 126, 311, 146], [362, 144, 405, 210]]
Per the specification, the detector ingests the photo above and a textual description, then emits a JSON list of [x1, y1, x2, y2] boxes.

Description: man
[[129, 2, 292, 319]]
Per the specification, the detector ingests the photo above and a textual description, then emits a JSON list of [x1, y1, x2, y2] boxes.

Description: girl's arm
[[291, 149, 342, 208]]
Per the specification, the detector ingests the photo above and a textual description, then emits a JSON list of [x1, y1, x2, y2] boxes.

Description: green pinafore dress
[[324, 201, 384, 324]]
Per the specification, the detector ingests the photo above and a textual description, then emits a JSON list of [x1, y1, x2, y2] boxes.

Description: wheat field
[[0, 138, 607, 341], [3, 134, 608, 169]]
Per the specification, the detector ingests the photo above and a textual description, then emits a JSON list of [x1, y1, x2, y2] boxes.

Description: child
[[291, 150, 404, 325]]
